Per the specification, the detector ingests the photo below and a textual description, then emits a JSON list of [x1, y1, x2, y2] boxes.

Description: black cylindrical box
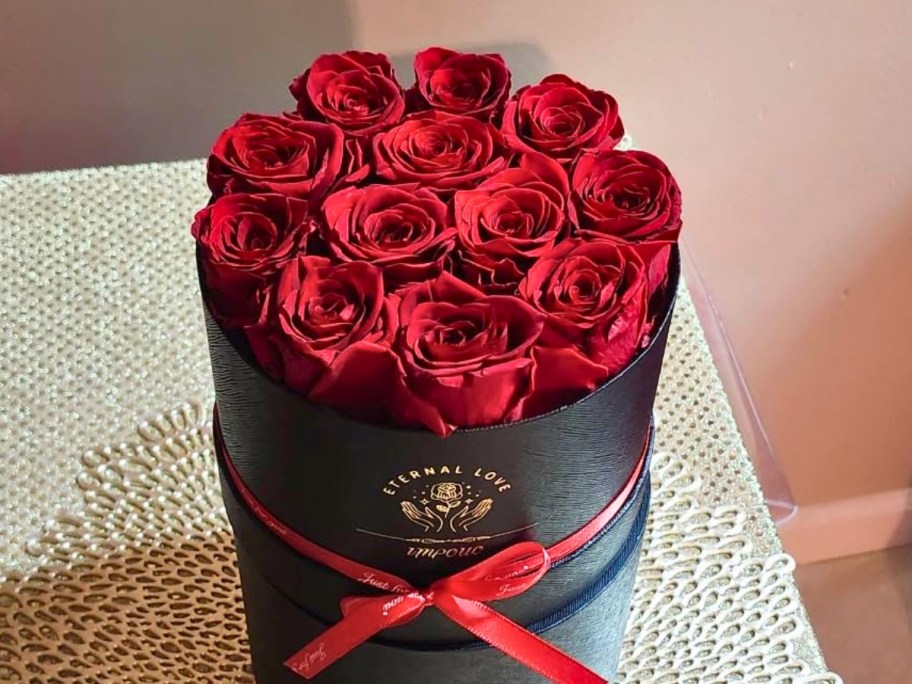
[[202, 249, 678, 682]]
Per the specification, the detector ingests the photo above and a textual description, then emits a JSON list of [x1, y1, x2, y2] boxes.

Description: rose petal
[[587, 287, 648, 375], [515, 345, 610, 419], [410, 356, 534, 429]]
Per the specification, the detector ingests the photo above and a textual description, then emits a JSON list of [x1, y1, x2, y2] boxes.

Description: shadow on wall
[[0, 0, 354, 172], [0, 0, 555, 175]]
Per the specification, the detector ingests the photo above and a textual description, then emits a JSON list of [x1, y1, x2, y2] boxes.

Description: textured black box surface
[[218, 437, 652, 644]]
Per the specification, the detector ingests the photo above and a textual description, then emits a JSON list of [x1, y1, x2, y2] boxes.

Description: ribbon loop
[[432, 540, 551, 602], [287, 591, 429, 679]]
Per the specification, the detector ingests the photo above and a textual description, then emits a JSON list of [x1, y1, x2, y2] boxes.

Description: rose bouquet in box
[[195, 47, 681, 684], [194, 47, 680, 437]]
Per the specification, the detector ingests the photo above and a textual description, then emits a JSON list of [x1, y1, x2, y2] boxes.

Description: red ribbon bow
[[216, 409, 647, 683], [285, 542, 604, 682]]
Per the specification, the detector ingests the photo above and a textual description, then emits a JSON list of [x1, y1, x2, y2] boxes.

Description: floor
[[794, 544, 912, 683]]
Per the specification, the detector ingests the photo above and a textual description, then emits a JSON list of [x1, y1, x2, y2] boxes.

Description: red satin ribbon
[[215, 410, 647, 683]]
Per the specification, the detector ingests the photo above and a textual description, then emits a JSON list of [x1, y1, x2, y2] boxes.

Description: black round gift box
[[202, 249, 678, 681], [203, 249, 678, 588]]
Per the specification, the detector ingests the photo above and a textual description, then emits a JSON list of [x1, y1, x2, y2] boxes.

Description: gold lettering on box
[[406, 545, 486, 560], [357, 464, 533, 560]]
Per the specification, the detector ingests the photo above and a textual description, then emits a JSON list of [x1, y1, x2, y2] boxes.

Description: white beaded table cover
[[0, 161, 840, 683]]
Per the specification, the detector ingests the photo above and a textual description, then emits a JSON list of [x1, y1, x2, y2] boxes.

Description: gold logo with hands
[[400, 482, 494, 533]]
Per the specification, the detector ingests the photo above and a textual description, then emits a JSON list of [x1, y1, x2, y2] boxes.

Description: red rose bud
[[192, 193, 316, 330], [273, 256, 395, 394], [372, 111, 509, 194], [501, 75, 624, 166], [454, 152, 569, 293], [207, 113, 345, 202], [289, 51, 405, 137], [408, 47, 511, 121], [517, 239, 652, 416], [322, 184, 456, 289], [570, 149, 682, 243], [396, 273, 544, 435]]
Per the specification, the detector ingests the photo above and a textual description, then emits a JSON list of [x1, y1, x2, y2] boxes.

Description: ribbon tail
[[436, 595, 608, 684], [285, 595, 423, 680]]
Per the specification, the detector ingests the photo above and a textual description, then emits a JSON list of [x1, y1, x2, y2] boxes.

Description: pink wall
[[351, 0, 912, 508], [3, 1, 911, 551]]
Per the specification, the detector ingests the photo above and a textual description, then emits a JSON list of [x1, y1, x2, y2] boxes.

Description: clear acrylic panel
[[681, 241, 797, 525]]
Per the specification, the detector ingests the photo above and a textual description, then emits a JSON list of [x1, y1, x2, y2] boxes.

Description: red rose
[[322, 184, 455, 289], [408, 47, 511, 121], [396, 273, 544, 434], [571, 149, 682, 243], [517, 239, 652, 416], [501, 75, 624, 166], [192, 193, 315, 329], [289, 51, 405, 137], [373, 111, 509, 193], [454, 152, 569, 293], [271, 256, 396, 395], [207, 113, 344, 201]]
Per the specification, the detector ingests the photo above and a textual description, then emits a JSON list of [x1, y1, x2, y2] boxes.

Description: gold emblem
[[400, 481, 494, 533], [358, 464, 532, 559]]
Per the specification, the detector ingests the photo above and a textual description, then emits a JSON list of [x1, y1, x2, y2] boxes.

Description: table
[[0, 161, 840, 682]]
